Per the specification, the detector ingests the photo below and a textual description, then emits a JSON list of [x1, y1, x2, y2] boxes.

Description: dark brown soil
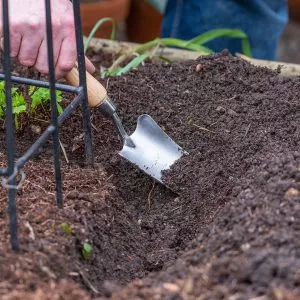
[[1, 51, 300, 299]]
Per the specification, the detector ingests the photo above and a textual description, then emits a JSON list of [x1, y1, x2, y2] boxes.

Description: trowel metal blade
[[119, 114, 184, 183]]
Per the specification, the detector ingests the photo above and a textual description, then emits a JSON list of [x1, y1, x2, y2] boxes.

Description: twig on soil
[[169, 206, 182, 214], [40, 265, 57, 279], [69, 272, 80, 277], [33, 117, 48, 124], [24, 221, 35, 240], [106, 174, 114, 182], [26, 180, 55, 196], [91, 123, 99, 133], [147, 180, 156, 210], [244, 123, 251, 138], [78, 270, 99, 294], [106, 78, 110, 90], [192, 123, 215, 133], [59, 139, 69, 164], [209, 118, 222, 127]]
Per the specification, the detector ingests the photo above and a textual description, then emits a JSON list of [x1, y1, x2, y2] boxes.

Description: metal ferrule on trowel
[[99, 98, 135, 148]]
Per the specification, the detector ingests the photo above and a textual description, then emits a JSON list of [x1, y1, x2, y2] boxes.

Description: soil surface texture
[[1, 51, 300, 299]]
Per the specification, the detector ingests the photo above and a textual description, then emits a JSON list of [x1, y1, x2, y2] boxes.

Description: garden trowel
[[66, 67, 185, 184]]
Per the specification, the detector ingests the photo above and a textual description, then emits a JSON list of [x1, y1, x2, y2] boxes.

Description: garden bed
[[1, 50, 300, 299]]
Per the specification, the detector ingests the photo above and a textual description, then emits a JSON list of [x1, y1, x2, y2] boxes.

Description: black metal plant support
[[0, 0, 94, 250]]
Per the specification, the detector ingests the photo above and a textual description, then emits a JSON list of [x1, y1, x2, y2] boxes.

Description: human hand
[[0, 0, 95, 79]]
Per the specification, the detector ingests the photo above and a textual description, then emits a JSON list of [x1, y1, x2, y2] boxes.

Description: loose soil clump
[[1, 51, 300, 299]]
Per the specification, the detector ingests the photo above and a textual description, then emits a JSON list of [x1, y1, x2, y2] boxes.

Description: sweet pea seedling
[[60, 223, 72, 235], [0, 82, 63, 128], [29, 86, 63, 114], [82, 242, 93, 260]]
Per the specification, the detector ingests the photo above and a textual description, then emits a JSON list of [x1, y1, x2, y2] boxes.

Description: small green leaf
[[12, 93, 26, 116], [82, 242, 93, 260], [13, 104, 26, 115], [187, 119, 194, 125], [30, 87, 63, 112], [56, 90, 62, 102], [116, 53, 151, 76], [57, 103, 63, 115], [11, 87, 19, 95], [60, 223, 72, 235], [109, 67, 122, 76]]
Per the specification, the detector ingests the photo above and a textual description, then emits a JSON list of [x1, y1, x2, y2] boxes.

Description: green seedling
[[82, 242, 93, 260], [85, 18, 252, 78], [0, 82, 63, 129], [29, 86, 63, 114], [84, 17, 116, 54], [60, 223, 72, 235], [101, 53, 151, 78], [0, 82, 26, 128], [187, 119, 194, 125]]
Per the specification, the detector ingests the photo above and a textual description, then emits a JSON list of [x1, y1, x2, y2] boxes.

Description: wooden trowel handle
[[65, 66, 107, 108]]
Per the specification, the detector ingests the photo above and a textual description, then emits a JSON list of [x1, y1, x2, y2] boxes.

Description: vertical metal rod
[[2, 0, 19, 250], [72, 0, 94, 167], [45, 0, 63, 208]]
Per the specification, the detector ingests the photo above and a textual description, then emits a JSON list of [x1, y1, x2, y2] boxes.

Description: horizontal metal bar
[[15, 91, 84, 170], [0, 73, 80, 94]]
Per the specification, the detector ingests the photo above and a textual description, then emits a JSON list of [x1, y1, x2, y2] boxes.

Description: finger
[[34, 39, 49, 74], [18, 34, 42, 67], [52, 31, 63, 68], [0, 33, 22, 57], [85, 57, 95, 74], [55, 37, 77, 79], [34, 36, 65, 75]]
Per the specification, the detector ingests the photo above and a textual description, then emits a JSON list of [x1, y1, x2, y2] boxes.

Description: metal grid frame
[[0, 0, 94, 251]]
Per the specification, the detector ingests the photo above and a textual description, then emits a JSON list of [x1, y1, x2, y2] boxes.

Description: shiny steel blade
[[119, 114, 184, 183]]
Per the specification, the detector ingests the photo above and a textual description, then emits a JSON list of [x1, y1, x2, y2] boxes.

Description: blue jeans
[[162, 0, 288, 59]]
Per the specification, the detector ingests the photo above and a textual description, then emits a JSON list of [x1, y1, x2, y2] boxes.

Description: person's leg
[[162, 0, 288, 60]]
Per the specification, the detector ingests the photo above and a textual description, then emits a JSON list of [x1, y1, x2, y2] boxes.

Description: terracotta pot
[[126, 0, 163, 43], [289, 0, 300, 22], [80, 0, 131, 38]]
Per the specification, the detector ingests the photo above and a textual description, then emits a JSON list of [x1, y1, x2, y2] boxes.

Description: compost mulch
[[1, 51, 300, 299]]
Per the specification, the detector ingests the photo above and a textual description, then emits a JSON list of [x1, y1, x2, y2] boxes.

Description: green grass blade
[[160, 38, 212, 53], [187, 29, 246, 45], [186, 28, 252, 56], [135, 38, 211, 54], [84, 17, 116, 54], [242, 38, 252, 57], [116, 53, 151, 76]]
